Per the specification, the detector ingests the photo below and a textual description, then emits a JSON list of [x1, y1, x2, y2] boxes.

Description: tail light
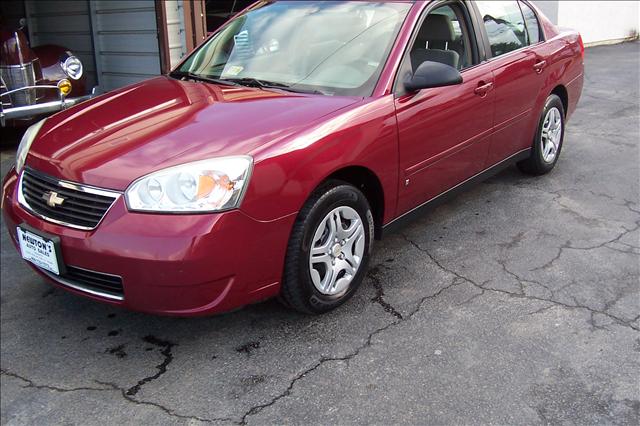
[[578, 34, 585, 59]]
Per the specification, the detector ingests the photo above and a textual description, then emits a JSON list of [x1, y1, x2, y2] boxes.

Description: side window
[[394, 2, 477, 96], [476, 1, 528, 57], [394, 3, 477, 95], [409, 4, 476, 72], [519, 1, 542, 44]]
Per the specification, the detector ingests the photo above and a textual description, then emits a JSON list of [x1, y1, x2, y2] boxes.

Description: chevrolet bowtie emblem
[[42, 191, 65, 208]]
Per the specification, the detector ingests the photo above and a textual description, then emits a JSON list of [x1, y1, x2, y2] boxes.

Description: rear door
[[473, 0, 547, 167], [394, 1, 495, 216]]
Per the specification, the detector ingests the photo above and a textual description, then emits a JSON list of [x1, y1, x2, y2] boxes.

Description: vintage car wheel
[[518, 94, 565, 175], [280, 181, 374, 314]]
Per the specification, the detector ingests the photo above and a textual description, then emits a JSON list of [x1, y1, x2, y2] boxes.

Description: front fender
[[241, 95, 399, 224]]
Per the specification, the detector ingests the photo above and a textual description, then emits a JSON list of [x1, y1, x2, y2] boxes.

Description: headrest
[[411, 48, 460, 71], [417, 14, 455, 42]]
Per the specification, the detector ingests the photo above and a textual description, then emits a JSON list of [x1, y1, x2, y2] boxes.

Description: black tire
[[280, 180, 374, 314], [517, 94, 565, 175]]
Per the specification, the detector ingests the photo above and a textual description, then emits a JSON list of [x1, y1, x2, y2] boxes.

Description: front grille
[[0, 62, 36, 106], [19, 168, 120, 230], [65, 266, 124, 298], [39, 265, 124, 301]]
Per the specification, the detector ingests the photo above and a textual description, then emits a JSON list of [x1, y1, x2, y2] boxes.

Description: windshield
[[175, 1, 412, 96]]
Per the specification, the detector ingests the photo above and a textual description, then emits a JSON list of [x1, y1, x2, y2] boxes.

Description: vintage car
[[0, 23, 91, 127], [2, 0, 584, 316]]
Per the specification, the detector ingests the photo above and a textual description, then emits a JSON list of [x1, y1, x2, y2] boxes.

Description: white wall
[[165, 0, 188, 68], [557, 1, 639, 45], [532, 1, 559, 25]]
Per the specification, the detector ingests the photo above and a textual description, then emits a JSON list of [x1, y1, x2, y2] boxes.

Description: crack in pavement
[[400, 234, 640, 332], [526, 303, 556, 316], [533, 219, 640, 271], [497, 231, 526, 250], [483, 180, 639, 225], [550, 195, 605, 228], [4, 229, 637, 424], [1, 368, 109, 393], [504, 262, 633, 332], [98, 381, 234, 424], [3, 199, 638, 424], [237, 320, 397, 424], [238, 263, 465, 424], [99, 336, 225, 423], [368, 264, 403, 320], [602, 242, 640, 255], [126, 335, 176, 396], [1, 366, 234, 424], [624, 199, 640, 215], [1, 369, 231, 424], [497, 259, 558, 300], [1, 276, 463, 426]]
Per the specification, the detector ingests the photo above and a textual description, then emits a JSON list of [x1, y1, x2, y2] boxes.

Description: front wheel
[[518, 94, 565, 175], [280, 181, 374, 314]]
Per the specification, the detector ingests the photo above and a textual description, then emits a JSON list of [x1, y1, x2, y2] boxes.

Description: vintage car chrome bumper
[[0, 85, 98, 126]]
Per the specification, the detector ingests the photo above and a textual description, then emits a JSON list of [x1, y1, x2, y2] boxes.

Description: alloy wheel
[[308, 206, 365, 295], [541, 106, 562, 163]]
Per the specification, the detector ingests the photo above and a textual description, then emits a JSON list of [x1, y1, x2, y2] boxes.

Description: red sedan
[[2, 1, 583, 316]]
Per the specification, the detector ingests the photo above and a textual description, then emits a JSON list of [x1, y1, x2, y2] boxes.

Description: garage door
[[24, 0, 97, 88], [89, 1, 162, 91], [25, 0, 162, 93]]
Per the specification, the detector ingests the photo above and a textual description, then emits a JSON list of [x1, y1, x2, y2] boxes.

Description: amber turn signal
[[57, 79, 72, 96]]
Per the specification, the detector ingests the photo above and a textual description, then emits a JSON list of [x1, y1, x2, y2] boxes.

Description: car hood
[[27, 77, 361, 190]]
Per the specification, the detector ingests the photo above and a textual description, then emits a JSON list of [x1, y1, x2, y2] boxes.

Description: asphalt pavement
[[1, 41, 639, 425]]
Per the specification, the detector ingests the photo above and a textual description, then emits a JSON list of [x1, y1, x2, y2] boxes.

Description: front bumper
[[2, 167, 296, 316], [0, 86, 96, 127]]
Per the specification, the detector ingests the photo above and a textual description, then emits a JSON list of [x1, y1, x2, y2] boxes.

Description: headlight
[[61, 54, 83, 80], [16, 119, 46, 173], [125, 156, 253, 213]]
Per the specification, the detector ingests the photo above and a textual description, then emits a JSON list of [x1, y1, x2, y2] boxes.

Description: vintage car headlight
[[125, 156, 253, 213], [61, 54, 83, 80], [16, 119, 46, 173]]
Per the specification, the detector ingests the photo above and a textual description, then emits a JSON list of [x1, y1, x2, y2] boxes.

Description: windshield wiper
[[169, 71, 242, 87], [225, 77, 324, 95], [171, 73, 323, 94]]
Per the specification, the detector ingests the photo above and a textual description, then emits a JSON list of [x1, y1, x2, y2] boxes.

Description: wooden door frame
[[155, 0, 206, 74], [155, 0, 171, 74], [182, 0, 207, 52]]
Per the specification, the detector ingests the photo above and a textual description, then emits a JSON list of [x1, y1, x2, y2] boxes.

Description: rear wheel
[[280, 181, 374, 314], [518, 94, 565, 175]]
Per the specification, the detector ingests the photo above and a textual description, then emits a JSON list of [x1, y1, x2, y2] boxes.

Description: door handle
[[533, 60, 547, 74], [474, 82, 493, 97]]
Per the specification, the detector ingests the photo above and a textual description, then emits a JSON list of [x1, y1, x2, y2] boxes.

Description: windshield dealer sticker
[[226, 65, 244, 76]]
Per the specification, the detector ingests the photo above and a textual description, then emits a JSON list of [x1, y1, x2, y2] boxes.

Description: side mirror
[[404, 61, 463, 92]]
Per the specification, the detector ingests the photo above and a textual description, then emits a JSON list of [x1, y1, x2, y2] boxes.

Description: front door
[[474, 0, 547, 166], [394, 2, 495, 216]]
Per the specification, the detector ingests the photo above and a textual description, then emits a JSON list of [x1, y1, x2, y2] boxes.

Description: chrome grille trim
[[0, 61, 37, 106], [18, 168, 122, 231], [38, 266, 124, 301]]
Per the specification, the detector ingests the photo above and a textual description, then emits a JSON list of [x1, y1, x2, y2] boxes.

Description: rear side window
[[476, 1, 527, 57], [519, 1, 542, 44]]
